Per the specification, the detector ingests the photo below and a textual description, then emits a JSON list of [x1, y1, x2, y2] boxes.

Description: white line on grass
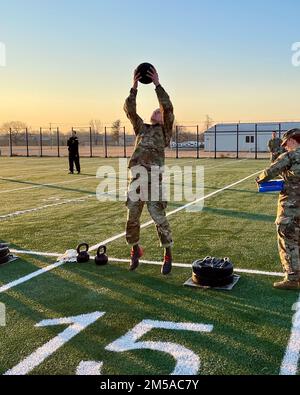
[[89, 170, 262, 252], [0, 253, 282, 295], [105, 258, 283, 278], [0, 261, 66, 294], [0, 195, 94, 221], [0, 176, 95, 195], [0, 169, 265, 293], [280, 296, 300, 375], [0, 159, 248, 221], [0, 158, 247, 195]]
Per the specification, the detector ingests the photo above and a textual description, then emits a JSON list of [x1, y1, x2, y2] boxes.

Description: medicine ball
[[136, 63, 155, 84]]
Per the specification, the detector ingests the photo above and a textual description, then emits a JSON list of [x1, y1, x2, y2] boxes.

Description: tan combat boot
[[273, 279, 300, 290]]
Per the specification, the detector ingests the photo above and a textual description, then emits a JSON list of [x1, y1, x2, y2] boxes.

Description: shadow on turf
[[0, 178, 96, 196], [0, 253, 295, 375]]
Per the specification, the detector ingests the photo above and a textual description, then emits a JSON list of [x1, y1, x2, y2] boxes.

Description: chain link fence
[[0, 123, 294, 159]]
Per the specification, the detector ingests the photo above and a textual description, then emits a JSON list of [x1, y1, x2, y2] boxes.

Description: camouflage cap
[[281, 128, 300, 146]]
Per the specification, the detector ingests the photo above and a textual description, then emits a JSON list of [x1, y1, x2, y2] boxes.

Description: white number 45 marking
[[4, 313, 213, 376], [78, 320, 213, 376]]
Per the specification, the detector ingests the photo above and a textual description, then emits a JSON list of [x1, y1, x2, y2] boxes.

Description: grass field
[[0, 156, 299, 376]]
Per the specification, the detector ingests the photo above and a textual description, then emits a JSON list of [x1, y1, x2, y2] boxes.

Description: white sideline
[[0, 175, 95, 194], [0, 158, 243, 194], [0, 253, 283, 294], [0, 169, 265, 293], [106, 258, 283, 277], [89, 170, 262, 252], [280, 295, 300, 375], [0, 261, 66, 294], [0, 159, 248, 221], [6, 252, 283, 278], [0, 195, 94, 221]]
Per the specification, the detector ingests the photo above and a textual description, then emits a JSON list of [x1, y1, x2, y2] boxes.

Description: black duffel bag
[[192, 257, 234, 287], [0, 254, 10, 265], [0, 247, 10, 258]]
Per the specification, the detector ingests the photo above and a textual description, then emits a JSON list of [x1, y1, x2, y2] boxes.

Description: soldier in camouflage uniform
[[257, 129, 300, 290], [268, 131, 284, 163], [124, 67, 174, 275]]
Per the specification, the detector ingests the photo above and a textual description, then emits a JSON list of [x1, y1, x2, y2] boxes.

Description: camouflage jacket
[[257, 148, 300, 221], [124, 85, 174, 169], [268, 138, 283, 154]]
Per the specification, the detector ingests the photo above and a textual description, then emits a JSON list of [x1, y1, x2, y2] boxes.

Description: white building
[[204, 122, 300, 152]]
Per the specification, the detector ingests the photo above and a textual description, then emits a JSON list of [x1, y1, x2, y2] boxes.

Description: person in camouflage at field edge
[[257, 129, 300, 290], [268, 131, 284, 163], [124, 66, 174, 275]]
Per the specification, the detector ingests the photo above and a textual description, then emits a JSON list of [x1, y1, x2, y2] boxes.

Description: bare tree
[[90, 119, 103, 145], [111, 119, 121, 145], [204, 114, 213, 131], [0, 121, 29, 144]]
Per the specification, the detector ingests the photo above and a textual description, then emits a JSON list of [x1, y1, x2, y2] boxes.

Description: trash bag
[[192, 257, 234, 287]]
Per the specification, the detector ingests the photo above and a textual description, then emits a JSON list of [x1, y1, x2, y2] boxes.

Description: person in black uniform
[[67, 130, 81, 174]]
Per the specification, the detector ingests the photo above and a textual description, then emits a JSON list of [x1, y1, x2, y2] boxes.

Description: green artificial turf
[[0, 157, 298, 375]]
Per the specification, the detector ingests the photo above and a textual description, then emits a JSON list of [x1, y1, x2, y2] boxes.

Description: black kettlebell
[[95, 245, 108, 266], [77, 243, 90, 263], [136, 62, 155, 84]]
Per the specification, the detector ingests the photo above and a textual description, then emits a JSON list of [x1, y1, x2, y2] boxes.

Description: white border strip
[[1, 170, 262, 293], [0, 195, 94, 221], [89, 170, 262, 252], [108, 258, 283, 277], [280, 295, 300, 375], [0, 253, 282, 295], [0, 261, 65, 293], [0, 176, 95, 194]]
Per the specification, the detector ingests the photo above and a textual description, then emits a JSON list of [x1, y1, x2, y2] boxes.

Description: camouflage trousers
[[277, 217, 300, 281], [125, 175, 173, 248]]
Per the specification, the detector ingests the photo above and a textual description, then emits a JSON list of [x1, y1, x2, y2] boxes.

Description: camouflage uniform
[[124, 85, 174, 247], [268, 137, 284, 163], [257, 137, 300, 281]]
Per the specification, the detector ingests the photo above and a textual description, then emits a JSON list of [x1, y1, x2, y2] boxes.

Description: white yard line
[[89, 170, 262, 252], [0, 253, 282, 295], [0, 176, 95, 194], [0, 195, 95, 221], [106, 258, 283, 277], [0, 158, 247, 194], [0, 169, 263, 293], [0, 159, 249, 221], [280, 296, 300, 375], [0, 261, 66, 294]]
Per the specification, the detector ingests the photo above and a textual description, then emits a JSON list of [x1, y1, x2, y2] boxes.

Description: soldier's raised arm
[[256, 152, 291, 183], [124, 71, 144, 135], [147, 67, 175, 147]]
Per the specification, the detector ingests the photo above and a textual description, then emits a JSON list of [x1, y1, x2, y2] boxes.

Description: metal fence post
[[214, 125, 217, 159], [279, 123, 282, 139], [104, 126, 108, 158], [255, 124, 258, 160], [9, 128, 13, 157], [236, 124, 239, 159], [25, 128, 29, 157], [176, 126, 179, 159], [123, 127, 127, 158], [196, 125, 200, 159], [39, 127, 43, 157], [89, 126, 93, 158], [57, 127, 60, 158]]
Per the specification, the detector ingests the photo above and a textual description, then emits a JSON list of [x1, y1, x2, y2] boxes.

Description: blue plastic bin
[[259, 180, 284, 193]]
